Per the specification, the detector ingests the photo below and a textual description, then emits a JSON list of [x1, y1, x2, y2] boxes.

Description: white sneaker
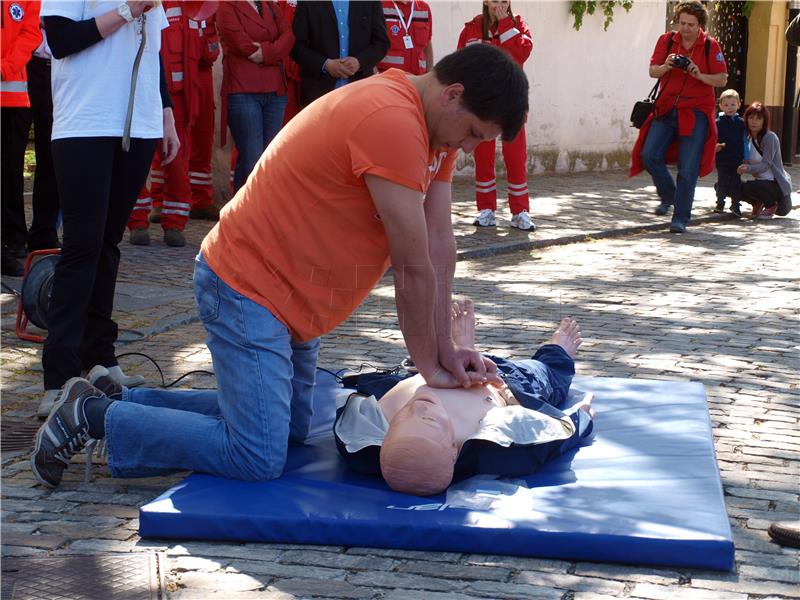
[[510, 210, 535, 231], [473, 209, 496, 227], [106, 365, 145, 387], [37, 389, 62, 419]]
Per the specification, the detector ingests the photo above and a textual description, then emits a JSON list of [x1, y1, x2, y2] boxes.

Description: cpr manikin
[[346, 299, 596, 496]]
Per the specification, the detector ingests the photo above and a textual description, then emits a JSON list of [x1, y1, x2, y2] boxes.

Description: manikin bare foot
[[550, 317, 582, 358], [451, 297, 476, 348]]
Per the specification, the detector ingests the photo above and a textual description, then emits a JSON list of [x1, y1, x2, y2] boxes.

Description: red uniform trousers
[[189, 66, 214, 210], [128, 92, 192, 231], [474, 126, 529, 215]]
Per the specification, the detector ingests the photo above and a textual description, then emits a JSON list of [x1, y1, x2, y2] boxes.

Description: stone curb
[[456, 211, 741, 260]]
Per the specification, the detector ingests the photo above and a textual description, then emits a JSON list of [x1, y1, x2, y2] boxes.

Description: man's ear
[[440, 83, 465, 109]]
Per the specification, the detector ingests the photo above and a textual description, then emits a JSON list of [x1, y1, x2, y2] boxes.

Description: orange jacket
[[1, 0, 41, 107]]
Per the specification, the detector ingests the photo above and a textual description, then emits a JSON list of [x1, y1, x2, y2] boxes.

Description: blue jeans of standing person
[[640, 108, 708, 228], [104, 253, 321, 480], [227, 92, 287, 192]]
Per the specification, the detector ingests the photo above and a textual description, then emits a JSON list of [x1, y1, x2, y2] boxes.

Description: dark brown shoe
[[163, 228, 186, 247], [768, 521, 800, 548], [189, 205, 220, 221]]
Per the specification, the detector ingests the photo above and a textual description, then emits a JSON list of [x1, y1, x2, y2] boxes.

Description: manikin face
[[746, 113, 765, 136], [677, 12, 701, 42], [388, 389, 456, 445], [380, 388, 459, 495], [719, 97, 740, 117], [430, 85, 503, 153]]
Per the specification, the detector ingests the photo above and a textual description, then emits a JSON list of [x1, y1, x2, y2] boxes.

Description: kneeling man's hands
[[426, 346, 502, 389]]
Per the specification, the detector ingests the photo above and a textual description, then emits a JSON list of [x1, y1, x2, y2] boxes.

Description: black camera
[[672, 55, 691, 70]]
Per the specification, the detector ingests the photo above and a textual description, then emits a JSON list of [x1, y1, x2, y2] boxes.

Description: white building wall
[[429, 0, 667, 173]]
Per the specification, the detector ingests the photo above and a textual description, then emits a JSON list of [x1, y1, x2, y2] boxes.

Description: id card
[[403, 35, 414, 49]]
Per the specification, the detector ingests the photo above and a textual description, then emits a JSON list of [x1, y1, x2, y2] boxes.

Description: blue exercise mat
[[139, 371, 734, 571]]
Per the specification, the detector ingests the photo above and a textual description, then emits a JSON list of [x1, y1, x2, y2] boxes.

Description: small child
[[714, 89, 746, 216]]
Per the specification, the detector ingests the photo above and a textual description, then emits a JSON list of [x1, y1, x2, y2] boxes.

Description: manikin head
[[380, 387, 458, 496]]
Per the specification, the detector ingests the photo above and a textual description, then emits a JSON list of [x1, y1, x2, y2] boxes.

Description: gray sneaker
[[31, 378, 103, 488], [87, 365, 124, 400]]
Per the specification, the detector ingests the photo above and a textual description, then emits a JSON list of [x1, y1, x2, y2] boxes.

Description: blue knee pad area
[[139, 371, 734, 571]]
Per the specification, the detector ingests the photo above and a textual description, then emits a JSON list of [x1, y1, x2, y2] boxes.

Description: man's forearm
[[393, 264, 440, 378], [430, 236, 457, 353]]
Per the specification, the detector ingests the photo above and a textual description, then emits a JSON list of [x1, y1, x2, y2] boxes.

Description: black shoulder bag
[[630, 33, 673, 129]]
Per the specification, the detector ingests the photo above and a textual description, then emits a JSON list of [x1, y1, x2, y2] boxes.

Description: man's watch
[[117, 2, 134, 22]]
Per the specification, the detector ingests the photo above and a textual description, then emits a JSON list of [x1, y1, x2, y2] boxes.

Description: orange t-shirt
[[202, 69, 457, 341]]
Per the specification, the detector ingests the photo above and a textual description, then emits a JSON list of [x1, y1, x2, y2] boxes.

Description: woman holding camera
[[630, 1, 728, 233]]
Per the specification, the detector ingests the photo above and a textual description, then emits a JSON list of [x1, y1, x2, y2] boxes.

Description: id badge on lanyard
[[392, 0, 415, 49]]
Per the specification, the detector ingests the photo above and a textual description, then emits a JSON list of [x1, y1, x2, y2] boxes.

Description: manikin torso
[[378, 375, 518, 447]]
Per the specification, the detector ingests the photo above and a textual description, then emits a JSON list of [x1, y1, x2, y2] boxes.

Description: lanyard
[[391, 0, 415, 36]]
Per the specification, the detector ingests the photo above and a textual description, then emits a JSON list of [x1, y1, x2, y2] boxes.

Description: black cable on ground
[[116, 351, 215, 389]]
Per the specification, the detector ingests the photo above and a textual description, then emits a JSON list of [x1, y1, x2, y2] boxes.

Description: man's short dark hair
[[433, 44, 528, 142]]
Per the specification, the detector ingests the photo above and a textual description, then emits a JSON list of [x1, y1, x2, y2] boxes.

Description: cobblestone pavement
[[2, 167, 798, 599]]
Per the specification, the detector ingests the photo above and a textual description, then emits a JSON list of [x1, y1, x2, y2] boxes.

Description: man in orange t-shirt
[[32, 44, 529, 488]]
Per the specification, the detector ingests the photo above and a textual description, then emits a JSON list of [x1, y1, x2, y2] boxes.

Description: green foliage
[[741, 1, 754, 18], [570, 0, 634, 31]]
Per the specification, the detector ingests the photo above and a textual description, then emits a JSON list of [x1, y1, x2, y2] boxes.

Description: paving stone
[[0, 545, 48, 557], [0, 532, 67, 550], [167, 542, 282, 562], [223, 559, 347, 581], [346, 547, 463, 562], [397, 559, 511, 582], [177, 571, 266, 592], [514, 571, 626, 595], [279, 549, 395, 572], [383, 591, 485, 600], [464, 579, 563, 599], [347, 570, 466, 592], [629, 582, 747, 600], [270, 578, 368, 599], [463, 554, 571, 574]]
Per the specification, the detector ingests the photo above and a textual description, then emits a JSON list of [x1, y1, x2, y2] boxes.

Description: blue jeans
[[227, 92, 287, 191], [105, 254, 321, 480], [640, 109, 708, 227]]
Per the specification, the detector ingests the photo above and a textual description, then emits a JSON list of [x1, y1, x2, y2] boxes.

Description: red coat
[[1, 0, 41, 108], [630, 30, 725, 179], [217, 0, 294, 144], [457, 12, 531, 66]]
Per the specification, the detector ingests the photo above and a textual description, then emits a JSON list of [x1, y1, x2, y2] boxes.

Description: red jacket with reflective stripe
[[457, 13, 532, 66], [377, 0, 431, 75], [1, 0, 41, 107]]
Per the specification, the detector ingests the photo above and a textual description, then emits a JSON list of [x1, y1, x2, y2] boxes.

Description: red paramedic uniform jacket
[[457, 12, 531, 66]]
